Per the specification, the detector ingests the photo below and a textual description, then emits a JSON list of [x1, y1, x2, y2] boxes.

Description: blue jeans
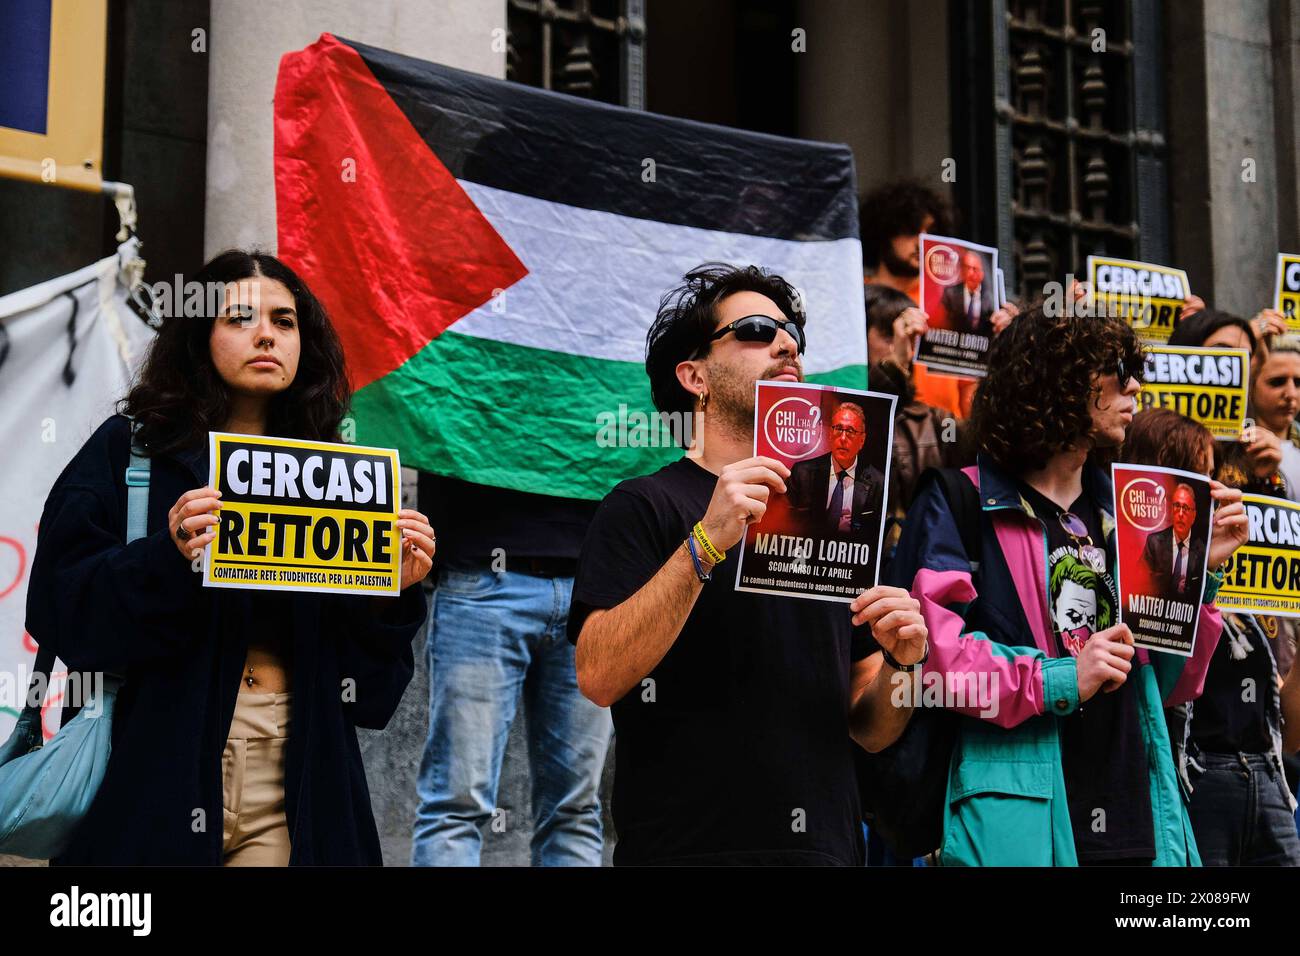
[[1188, 751, 1300, 866], [410, 563, 613, 866]]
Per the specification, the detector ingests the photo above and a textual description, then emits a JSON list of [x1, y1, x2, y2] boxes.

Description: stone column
[[1168, 0, 1297, 314], [203, 0, 505, 256]]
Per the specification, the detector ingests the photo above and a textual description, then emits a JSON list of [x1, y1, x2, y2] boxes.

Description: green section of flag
[[351, 331, 867, 500]]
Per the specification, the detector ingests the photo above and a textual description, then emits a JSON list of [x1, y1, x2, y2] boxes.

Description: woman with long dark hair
[[25, 250, 434, 865], [1168, 309, 1289, 497]]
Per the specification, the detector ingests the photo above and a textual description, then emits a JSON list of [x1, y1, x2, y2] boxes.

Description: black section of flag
[[339, 36, 858, 243]]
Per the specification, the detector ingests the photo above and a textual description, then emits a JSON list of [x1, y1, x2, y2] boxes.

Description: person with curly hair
[[860, 179, 953, 298], [886, 305, 1225, 865]]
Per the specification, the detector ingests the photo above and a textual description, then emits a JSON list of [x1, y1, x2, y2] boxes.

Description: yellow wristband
[[692, 522, 725, 564]]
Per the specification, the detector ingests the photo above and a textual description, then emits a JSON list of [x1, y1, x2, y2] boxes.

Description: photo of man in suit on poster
[[939, 249, 997, 335], [1140, 482, 1207, 602], [786, 401, 885, 539]]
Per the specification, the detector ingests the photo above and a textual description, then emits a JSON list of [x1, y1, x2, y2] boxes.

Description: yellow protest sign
[[1138, 346, 1249, 440], [1218, 494, 1300, 617], [1275, 253, 1300, 331], [1086, 255, 1190, 344], [203, 433, 401, 595]]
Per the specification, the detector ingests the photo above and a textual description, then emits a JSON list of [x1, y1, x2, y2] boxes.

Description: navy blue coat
[[25, 415, 426, 865]]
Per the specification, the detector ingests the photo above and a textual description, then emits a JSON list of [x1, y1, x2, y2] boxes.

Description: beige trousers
[[221, 691, 292, 866]]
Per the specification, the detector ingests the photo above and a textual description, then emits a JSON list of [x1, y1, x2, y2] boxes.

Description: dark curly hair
[[971, 305, 1143, 474], [859, 178, 954, 270], [121, 250, 349, 455], [645, 262, 804, 418]]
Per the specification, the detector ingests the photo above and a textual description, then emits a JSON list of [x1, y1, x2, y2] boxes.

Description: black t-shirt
[[1190, 613, 1274, 754], [418, 473, 598, 563], [568, 457, 878, 866], [1018, 480, 1156, 864]]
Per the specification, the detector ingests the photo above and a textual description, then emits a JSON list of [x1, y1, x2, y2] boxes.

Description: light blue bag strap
[[124, 418, 151, 544]]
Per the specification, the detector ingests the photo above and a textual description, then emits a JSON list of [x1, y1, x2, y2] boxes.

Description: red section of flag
[[274, 33, 527, 391]]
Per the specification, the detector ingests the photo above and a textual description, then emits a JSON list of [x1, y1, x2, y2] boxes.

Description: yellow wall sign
[[1217, 494, 1300, 617], [203, 433, 402, 595], [1138, 346, 1249, 440], [1086, 255, 1191, 344], [0, 0, 106, 192], [1275, 253, 1300, 331]]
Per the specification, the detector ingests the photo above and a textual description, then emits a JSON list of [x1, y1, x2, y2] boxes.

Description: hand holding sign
[[891, 307, 928, 367], [1252, 308, 1288, 340], [396, 508, 436, 589], [701, 456, 791, 555], [171, 486, 223, 560], [1077, 624, 1135, 700], [1207, 481, 1248, 571], [990, 300, 1019, 336], [849, 585, 927, 666], [1243, 425, 1283, 479]]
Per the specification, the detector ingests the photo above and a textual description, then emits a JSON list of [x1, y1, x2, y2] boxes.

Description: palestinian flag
[[274, 33, 865, 500]]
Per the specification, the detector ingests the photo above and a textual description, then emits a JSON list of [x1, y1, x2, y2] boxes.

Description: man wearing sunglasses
[[567, 262, 927, 866], [786, 402, 885, 540], [886, 303, 1225, 865]]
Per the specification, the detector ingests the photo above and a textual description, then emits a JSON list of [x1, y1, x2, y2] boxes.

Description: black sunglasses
[[708, 314, 806, 354], [1115, 352, 1144, 386]]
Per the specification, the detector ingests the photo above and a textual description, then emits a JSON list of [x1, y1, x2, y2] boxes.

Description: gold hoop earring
[[699, 391, 708, 411]]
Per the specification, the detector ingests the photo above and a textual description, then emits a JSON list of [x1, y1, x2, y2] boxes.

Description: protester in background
[[860, 179, 967, 419], [860, 179, 952, 305], [25, 250, 433, 865], [410, 469, 613, 867], [888, 305, 1223, 865], [570, 263, 928, 866], [865, 284, 970, 552], [1250, 335, 1300, 500], [1120, 408, 1290, 864], [1169, 310, 1288, 498], [1168, 307, 1257, 353]]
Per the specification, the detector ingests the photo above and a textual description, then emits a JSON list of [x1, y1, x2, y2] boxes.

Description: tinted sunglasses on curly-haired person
[[708, 314, 806, 354], [1114, 353, 1145, 386]]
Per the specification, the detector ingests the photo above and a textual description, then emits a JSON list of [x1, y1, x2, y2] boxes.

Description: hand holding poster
[[1138, 345, 1249, 440], [1086, 255, 1191, 344], [914, 234, 999, 378], [1218, 494, 1300, 617], [204, 433, 402, 595], [1113, 463, 1214, 656], [1275, 253, 1300, 331], [734, 381, 896, 602]]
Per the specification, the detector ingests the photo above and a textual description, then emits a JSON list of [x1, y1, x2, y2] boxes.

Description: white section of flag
[[450, 180, 867, 373]]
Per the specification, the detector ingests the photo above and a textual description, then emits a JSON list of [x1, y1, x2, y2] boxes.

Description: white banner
[[0, 241, 154, 737]]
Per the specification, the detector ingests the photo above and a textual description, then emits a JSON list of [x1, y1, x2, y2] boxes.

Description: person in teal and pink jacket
[[888, 304, 1246, 866]]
